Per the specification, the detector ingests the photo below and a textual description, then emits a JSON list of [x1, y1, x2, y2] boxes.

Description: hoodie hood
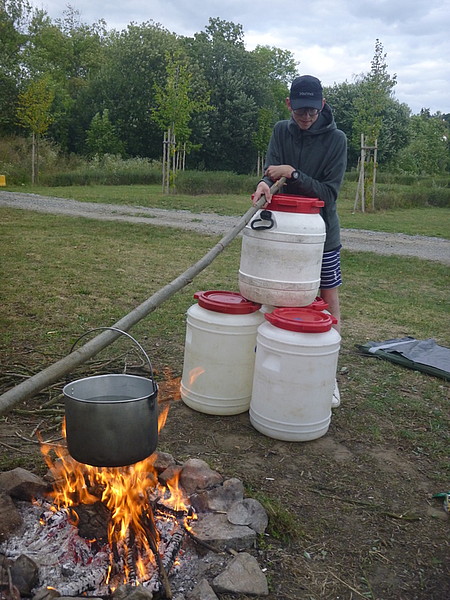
[[288, 103, 337, 138]]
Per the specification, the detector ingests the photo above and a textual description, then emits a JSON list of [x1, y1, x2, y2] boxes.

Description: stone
[[153, 451, 176, 473], [187, 579, 219, 600], [212, 552, 269, 596], [190, 478, 245, 513], [112, 584, 153, 600], [32, 588, 61, 600], [10, 554, 39, 596], [0, 490, 23, 542], [192, 512, 256, 551], [227, 498, 269, 534], [179, 459, 223, 495], [158, 464, 183, 487], [0, 467, 49, 501]]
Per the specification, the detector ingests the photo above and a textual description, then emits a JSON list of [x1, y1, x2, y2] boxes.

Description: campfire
[[35, 412, 194, 597], [1, 404, 269, 598]]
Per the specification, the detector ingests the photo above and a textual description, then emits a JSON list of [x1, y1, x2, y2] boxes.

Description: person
[[252, 74, 347, 406]]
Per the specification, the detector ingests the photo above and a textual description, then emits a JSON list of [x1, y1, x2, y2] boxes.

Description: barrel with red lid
[[250, 307, 341, 441], [180, 291, 264, 415], [239, 194, 326, 307]]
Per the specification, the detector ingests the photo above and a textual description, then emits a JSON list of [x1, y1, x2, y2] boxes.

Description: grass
[[1, 204, 449, 482], [5, 181, 450, 238]]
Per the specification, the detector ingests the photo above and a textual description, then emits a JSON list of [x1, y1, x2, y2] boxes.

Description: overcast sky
[[31, 0, 450, 115]]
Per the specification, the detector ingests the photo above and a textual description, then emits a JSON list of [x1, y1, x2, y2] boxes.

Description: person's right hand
[[252, 181, 271, 207]]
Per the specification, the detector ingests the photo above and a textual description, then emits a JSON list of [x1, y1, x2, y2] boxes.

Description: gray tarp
[[358, 337, 450, 380]]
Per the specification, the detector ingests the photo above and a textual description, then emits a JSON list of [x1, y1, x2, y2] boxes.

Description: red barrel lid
[[265, 307, 335, 333], [266, 194, 324, 213], [194, 291, 261, 314], [308, 296, 329, 311]]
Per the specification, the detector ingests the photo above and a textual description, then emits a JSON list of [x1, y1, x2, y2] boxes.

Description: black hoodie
[[262, 104, 347, 251]]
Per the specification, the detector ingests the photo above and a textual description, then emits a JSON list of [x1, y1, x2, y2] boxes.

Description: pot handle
[[69, 327, 155, 381]]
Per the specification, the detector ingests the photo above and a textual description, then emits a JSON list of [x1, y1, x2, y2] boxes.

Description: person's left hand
[[265, 165, 294, 181]]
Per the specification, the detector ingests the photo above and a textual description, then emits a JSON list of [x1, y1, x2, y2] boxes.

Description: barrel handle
[[250, 210, 275, 230], [69, 327, 155, 381]]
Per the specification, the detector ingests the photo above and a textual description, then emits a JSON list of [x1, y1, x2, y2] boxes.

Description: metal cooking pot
[[63, 328, 158, 468]]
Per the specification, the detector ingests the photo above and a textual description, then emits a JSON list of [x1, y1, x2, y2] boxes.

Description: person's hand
[[252, 181, 271, 207], [265, 164, 294, 181]]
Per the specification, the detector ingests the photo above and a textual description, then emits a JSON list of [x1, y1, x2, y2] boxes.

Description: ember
[[26, 413, 195, 596]]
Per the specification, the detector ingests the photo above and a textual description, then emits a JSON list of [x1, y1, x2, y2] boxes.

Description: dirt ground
[[1, 365, 449, 600], [1, 192, 449, 598]]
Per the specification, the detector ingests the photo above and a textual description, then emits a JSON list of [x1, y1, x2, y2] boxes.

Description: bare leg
[[319, 287, 341, 333], [320, 286, 341, 407]]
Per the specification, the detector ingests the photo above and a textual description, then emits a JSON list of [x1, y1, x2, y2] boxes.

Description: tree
[[391, 112, 449, 175], [254, 107, 276, 176], [0, 0, 33, 134], [353, 39, 397, 209], [152, 49, 211, 192], [86, 22, 179, 158], [185, 18, 261, 172], [16, 74, 55, 182], [86, 109, 124, 157], [24, 6, 107, 154], [353, 39, 397, 148]]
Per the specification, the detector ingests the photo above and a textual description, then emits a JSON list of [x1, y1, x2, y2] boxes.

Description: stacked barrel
[[180, 195, 341, 441]]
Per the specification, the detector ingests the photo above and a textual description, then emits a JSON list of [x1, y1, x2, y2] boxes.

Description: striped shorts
[[320, 247, 342, 289]]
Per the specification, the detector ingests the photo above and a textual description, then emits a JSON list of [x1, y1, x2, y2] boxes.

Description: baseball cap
[[290, 75, 323, 110]]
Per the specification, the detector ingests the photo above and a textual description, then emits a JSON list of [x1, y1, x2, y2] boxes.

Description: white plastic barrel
[[250, 307, 341, 441], [239, 195, 326, 307], [180, 291, 264, 415]]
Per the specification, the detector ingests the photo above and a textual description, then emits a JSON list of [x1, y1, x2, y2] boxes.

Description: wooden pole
[[372, 139, 378, 211], [0, 179, 286, 416]]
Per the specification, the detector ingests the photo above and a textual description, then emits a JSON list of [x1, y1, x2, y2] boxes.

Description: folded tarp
[[358, 337, 450, 380]]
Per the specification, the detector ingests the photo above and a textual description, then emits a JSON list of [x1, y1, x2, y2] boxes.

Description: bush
[[175, 170, 258, 195], [375, 185, 450, 209], [40, 155, 163, 186]]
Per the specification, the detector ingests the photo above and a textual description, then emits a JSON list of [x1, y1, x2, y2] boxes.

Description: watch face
[[292, 170, 299, 180]]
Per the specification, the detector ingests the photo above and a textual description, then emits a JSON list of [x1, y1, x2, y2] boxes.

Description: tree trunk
[[31, 132, 36, 184]]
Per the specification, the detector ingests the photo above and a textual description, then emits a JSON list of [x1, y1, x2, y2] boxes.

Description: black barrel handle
[[250, 210, 275, 230]]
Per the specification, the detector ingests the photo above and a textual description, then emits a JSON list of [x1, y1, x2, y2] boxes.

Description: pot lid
[[265, 307, 335, 333], [194, 290, 261, 314], [266, 194, 324, 214]]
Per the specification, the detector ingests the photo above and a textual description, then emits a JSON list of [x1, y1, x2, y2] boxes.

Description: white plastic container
[[239, 195, 326, 307], [180, 291, 264, 415], [250, 307, 341, 441]]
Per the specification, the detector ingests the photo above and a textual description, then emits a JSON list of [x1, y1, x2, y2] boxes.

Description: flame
[[39, 393, 193, 587], [157, 403, 170, 432]]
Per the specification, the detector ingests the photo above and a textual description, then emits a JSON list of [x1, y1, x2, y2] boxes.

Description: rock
[[212, 552, 269, 596], [192, 513, 256, 551], [10, 554, 39, 596], [32, 588, 61, 600], [112, 584, 153, 600], [158, 464, 183, 487], [0, 490, 23, 542], [187, 579, 219, 600], [153, 451, 176, 473], [227, 498, 269, 534], [190, 478, 245, 513], [0, 467, 49, 501], [59, 598, 103, 600], [179, 459, 223, 495]]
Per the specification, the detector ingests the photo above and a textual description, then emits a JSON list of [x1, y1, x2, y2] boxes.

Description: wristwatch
[[290, 169, 300, 181]]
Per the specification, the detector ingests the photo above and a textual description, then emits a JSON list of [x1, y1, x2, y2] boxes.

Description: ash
[[0, 499, 209, 598]]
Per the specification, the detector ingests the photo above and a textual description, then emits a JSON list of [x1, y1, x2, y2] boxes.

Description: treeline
[[1, 0, 449, 177]]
